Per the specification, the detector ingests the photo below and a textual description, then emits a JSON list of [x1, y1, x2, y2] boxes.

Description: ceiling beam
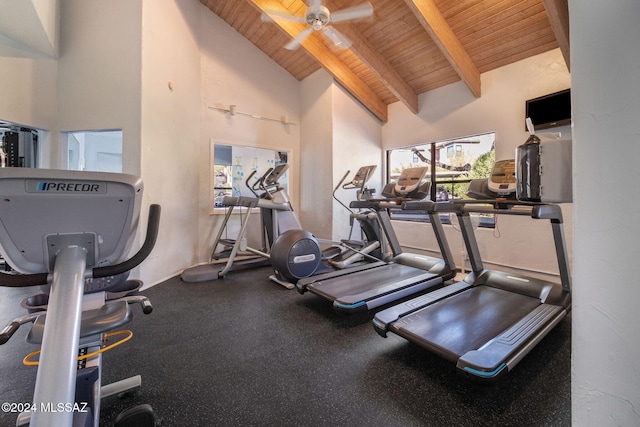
[[404, 0, 481, 98], [331, 21, 419, 114], [542, 0, 570, 71], [246, 0, 388, 122]]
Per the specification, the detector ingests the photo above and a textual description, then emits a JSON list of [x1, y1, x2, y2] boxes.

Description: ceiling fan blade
[[323, 26, 352, 49], [330, 2, 373, 23], [262, 9, 306, 22], [285, 27, 314, 50]]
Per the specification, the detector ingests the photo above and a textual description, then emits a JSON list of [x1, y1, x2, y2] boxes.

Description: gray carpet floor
[[0, 266, 571, 426]]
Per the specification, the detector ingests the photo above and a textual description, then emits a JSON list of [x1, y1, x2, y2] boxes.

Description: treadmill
[[296, 167, 457, 313], [373, 199, 572, 382]]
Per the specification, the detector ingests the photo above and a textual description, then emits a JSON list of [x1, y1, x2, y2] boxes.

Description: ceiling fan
[[262, 0, 373, 50]]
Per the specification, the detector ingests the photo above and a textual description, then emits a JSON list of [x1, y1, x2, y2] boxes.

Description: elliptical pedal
[[218, 238, 236, 246]]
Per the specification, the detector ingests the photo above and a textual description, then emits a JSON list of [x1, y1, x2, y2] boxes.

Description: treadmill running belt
[[391, 286, 540, 361], [308, 263, 435, 302]]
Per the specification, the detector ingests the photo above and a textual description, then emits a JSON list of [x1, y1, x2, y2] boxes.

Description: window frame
[[385, 132, 497, 228]]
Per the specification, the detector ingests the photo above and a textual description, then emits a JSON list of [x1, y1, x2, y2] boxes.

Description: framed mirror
[[210, 141, 289, 213]]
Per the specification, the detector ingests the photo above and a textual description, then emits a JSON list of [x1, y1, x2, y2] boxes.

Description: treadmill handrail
[[453, 200, 563, 222], [349, 200, 382, 210], [350, 198, 409, 210], [402, 200, 456, 213], [0, 204, 161, 288], [452, 200, 571, 292]]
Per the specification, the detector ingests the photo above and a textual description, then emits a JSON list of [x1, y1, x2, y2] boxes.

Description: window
[[66, 130, 123, 172], [386, 132, 496, 226]]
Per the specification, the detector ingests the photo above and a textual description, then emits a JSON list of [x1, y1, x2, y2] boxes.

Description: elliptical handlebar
[[333, 170, 353, 213], [333, 166, 379, 213], [257, 167, 275, 200], [336, 170, 351, 192], [246, 167, 277, 200], [0, 204, 162, 288], [242, 164, 291, 202], [245, 170, 260, 197]]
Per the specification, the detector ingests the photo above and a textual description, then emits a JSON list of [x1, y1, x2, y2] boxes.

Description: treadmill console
[[394, 166, 428, 196], [487, 159, 516, 197]]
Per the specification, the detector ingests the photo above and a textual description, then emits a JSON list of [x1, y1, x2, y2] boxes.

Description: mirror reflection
[[211, 143, 289, 212]]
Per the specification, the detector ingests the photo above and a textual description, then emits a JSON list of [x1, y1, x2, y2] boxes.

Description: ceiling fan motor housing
[[306, 6, 330, 30]]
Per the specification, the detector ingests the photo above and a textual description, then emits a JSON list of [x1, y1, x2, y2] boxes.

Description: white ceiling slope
[[0, 0, 59, 58]]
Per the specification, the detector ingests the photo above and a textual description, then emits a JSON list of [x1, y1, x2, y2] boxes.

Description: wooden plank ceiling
[[201, 0, 569, 122]]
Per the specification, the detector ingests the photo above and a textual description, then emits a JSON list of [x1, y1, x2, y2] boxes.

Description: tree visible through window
[[387, 132, 495, 200], [386, 132, 496, 226]]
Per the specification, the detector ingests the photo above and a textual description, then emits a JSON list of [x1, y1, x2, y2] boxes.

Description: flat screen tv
[[525, 88, 571, 130]]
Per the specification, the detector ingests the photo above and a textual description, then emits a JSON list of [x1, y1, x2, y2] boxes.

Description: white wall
[[331, 83, 382, 240], [0, 57, 57, 130], [383, 49, 570, 161], [0, 0, 58, 129], [198, 9, 301, 263], [300, 70, 383, 241], [138, 0, 201, 283], [0, 0, 59, 58], [570, 1, 640, 425], [0, 56, 58, 168], [383, 49, 572, 279], [55, 0, 195, 283], [300, 69, 334, 237], [57, 0, 142, 173]]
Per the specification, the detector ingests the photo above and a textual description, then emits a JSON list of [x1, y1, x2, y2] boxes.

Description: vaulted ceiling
[[201, 0, 569, 122]]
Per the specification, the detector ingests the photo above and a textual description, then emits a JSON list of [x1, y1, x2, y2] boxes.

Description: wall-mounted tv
[[525, 88, 571, 130]]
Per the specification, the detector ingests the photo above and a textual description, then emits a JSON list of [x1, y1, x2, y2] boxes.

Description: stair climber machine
[[0, 168, 161, 426], [373, 149, 572, 383], [181, 163, 301, 285], [280, 166, 458, 314]]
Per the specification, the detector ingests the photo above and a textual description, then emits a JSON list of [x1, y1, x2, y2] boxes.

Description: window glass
[[386, 132, 496, 226], [66, 130, 122, 172]]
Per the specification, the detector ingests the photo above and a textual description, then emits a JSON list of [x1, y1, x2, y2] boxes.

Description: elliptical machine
[[181, 164, 301, 284], [269, 165, 386, 286], [329, 165, 384, 266], [0, 168, 160, 426]]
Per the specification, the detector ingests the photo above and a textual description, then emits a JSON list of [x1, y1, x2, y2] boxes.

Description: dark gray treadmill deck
[[390, 286, 541, 361], [306, 263, 438, 304]]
